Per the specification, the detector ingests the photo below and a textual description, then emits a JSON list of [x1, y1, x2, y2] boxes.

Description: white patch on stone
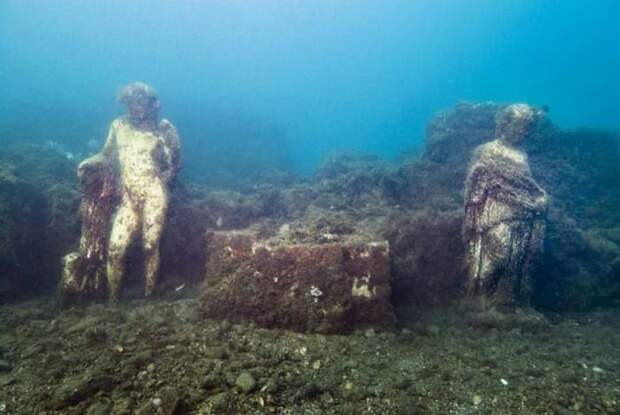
[[251, 243, 272, 255], [310, 285, 323, 298], [351, 275, 376, 298]]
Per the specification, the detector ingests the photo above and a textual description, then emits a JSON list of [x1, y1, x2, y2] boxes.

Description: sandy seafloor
[[0, 289, 619, 415]]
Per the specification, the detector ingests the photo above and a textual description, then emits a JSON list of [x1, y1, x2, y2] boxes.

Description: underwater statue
[[463, 104, 548, 310], [59, 82, 181, 305]]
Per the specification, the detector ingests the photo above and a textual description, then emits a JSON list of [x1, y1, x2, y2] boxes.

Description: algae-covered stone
[[51, 371, 114, 409], [122, 350, 153, 369], [155, 386, 181, 415], [200, 230, 395, 333], [0, 360, 11, 373], [235, 372, 256, 393], [208, 391, 229, 411], [86, 400, 112, 415]]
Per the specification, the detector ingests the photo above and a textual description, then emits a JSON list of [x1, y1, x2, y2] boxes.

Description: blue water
[[1, 0, 619, 178]]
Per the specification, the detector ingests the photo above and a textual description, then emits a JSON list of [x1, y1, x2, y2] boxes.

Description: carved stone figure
[[463, 104, 548, 309], [59, 82, 181, 305]]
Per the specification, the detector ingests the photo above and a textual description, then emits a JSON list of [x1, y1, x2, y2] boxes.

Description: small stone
[[134, 401, 156, 415], [65, 317, 101, 335], [261, 378, 279, 393], [235, 372, 256, 393], [426, 325, 440, 336], [203, 346, 228, 359], [312, 360, 321, 370], [86, 401, 112, 415], [209, 392, 229, 411], [364, 328, 376, 338], [500, 378, 509, 386], [111, 398, 133, 415], [0, 360, 11, 373], [123, 350, 153, 368], [473, 395, 482, 406], [0, 375, 16, 386], [592, 366, 604, 374], [146, 363, 156, 373]]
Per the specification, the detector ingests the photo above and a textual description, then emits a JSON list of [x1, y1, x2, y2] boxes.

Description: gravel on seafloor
[[0, 294, 619, 414]]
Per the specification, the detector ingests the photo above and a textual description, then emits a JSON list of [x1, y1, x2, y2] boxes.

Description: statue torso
[[470, 140, 547, 226], [113, 119, 168, 198]]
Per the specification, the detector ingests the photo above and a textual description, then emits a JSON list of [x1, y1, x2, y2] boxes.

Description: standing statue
[[59, 82, 181, 305], [463, 104, 548, 310]]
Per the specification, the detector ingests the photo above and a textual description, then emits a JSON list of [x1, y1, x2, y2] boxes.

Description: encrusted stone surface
[[200, 230, 395, 333], [58, 158, 119, 306]]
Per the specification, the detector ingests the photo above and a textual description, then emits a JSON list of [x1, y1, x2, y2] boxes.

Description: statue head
[[118, 82, 160, 128], [495, 104, 544, 146]]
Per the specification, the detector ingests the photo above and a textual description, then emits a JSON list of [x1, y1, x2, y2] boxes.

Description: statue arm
[[465, 162, 489, 206], [463, 162, 489, 235], [506, 175, 548, 213], [78, 121, 118, 177], [160, 119, 181, 183]]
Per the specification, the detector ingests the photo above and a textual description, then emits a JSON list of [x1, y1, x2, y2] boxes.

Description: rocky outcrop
[[0, 145, 80, 303]]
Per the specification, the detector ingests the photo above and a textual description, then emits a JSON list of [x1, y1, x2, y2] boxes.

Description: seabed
[[0, 291, 619, 414]]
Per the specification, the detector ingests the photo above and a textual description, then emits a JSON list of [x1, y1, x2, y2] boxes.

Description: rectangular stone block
[[200, 230, 395, 334]]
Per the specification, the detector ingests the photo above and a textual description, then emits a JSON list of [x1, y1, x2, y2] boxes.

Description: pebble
[[0, 360, 11, 373], [500, 378, 509, 386], [473, 395, 482, 406], [209, 392, 229, 410], [427, 325, 440, 336], [235, 372, 256, 393]]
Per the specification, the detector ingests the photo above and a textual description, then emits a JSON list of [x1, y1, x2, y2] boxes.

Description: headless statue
[[59, 82, 181, 305], [463, 104, 548, 310]]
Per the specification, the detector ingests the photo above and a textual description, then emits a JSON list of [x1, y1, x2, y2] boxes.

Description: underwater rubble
[[1, 297, 620, 413], [1, 102, 620, 413]]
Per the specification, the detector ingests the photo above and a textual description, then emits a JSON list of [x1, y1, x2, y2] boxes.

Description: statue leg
[[467, 232, 497, 296], [512, 219, 546, 305], [486, 223, 519, 307], [142, 182, 168, 297], [107, 197, 140, 302]]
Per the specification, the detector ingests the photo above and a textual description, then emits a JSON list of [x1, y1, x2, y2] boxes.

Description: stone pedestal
[[58, 159, 119, 306], [200, 230, 395, 334]]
